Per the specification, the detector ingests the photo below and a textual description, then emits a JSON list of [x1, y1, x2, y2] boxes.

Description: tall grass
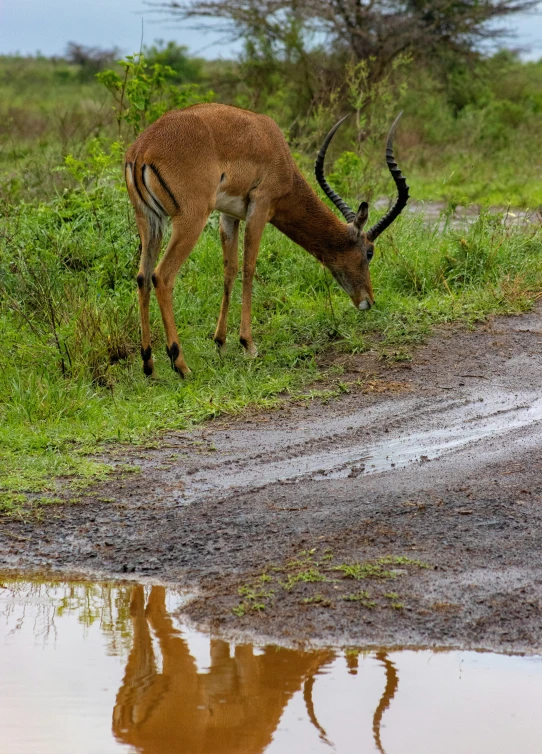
[[1, 175, 541, 501]]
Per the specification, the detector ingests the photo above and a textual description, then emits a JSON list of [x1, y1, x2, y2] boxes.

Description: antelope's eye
[[367, 248, 374, 262]]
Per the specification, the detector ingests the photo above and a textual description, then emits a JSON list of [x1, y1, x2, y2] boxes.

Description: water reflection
[[2, 578, 542, 754], [372, 652, 399, 754], [113, 585, 335, 753]]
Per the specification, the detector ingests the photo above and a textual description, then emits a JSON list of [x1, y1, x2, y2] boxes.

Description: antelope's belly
[[214, 191, 247, 220]]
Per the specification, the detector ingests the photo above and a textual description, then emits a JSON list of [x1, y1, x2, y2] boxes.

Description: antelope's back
[[125, 104, 294, 202]]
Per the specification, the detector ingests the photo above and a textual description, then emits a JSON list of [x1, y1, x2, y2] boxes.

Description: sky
[[0, 0, 241, 59], [0, 0, 541, 60]]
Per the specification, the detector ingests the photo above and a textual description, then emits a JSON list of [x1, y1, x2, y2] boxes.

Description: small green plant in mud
[[282, 548, 317, 570], [280, 568, 327, 590], [33, 496, 63, 506], [384, 591, 405, 609], [379, 555, 430, 568], [302, 594, 333, 607], [0, 489, 82, 519], [334, 556, 429, 581], [334, 562, 397, 580], [0, 492, 27, 516], [230, 547, 427, 618], [233, 582, 275, 616], [342, 591, 377, 608]]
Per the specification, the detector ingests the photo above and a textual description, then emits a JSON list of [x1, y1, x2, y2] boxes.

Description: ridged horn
[[366, 112, 410, 242], [314, 114, 356, 223]]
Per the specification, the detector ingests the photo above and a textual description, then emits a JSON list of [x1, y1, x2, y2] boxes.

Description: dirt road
[[1, 305, 541, 653]]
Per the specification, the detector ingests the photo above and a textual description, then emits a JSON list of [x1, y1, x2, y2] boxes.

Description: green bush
[[97, 53, 214, 136]]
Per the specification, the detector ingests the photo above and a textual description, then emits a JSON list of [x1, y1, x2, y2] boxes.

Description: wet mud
[[0, 305, 541, 653], [379, 198, 541, 228]]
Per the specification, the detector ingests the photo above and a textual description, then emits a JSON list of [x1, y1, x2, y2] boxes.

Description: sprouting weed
[[342, 592, 376, 608], [302, 594, 332, 606], [280, 568, 326, 590]]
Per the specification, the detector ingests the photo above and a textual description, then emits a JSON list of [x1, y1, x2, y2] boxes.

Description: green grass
[[333, 556, 430, 580], [342, 592, 377, 607], [303, 594, 333, 606], [410, 157, 542, 208], [1, 182, 541, 507], [280, 568, 327, 590], [230, 548, 430, 616]]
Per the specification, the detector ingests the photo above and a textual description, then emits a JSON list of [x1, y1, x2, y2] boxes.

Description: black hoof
[[166, 342, 182, 373], [141, 346, 153, 376]]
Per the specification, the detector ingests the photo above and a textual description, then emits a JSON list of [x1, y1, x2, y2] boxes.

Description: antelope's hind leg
[[240, 203, 269, 358], [152, 212, 209, 378], [135, 212, 163, 377], [214, 214, 240, 355]]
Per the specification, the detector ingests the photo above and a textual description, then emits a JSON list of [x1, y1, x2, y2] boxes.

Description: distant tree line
[[141, 0, 540, 131], [65, 39, 203, 83], [148, 0, 539, 78]]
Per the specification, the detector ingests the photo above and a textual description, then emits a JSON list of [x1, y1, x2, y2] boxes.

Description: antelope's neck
[[271, 170, 349, 263]]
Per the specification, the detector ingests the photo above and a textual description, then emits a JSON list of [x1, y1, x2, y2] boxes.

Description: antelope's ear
[[354, 201, 369, 231]]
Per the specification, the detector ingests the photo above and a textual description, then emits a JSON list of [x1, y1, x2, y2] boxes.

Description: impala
[[124, 103, 409, 377]]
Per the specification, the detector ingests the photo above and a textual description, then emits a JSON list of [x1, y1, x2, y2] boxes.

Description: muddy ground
[[1, 305, 541, 654]]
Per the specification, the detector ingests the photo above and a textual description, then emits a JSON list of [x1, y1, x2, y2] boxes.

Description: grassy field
[[1, 52, 542, 514]]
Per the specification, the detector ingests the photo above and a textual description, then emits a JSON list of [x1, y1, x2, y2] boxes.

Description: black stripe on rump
[[142, 165, 168, 216], [133, 160, 161, 219], [148, 163, 180, 210]]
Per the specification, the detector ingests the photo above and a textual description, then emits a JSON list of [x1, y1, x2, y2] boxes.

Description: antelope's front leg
[[214, 214, 240, 355], [240, 204, 269, 358]]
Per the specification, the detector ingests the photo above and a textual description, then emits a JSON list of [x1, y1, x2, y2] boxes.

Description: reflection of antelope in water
[[112, 586, 335, 754], [113, 586, 400, 754]]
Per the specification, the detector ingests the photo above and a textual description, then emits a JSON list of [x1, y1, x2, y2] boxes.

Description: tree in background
[[143, 40, 204, 82], [145, 0, 541, 160], [65, 42, 120, 80], [148, 0, 540, 83]]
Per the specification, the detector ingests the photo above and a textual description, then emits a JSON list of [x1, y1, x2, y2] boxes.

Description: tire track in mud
[[154, 388, 542, 506]]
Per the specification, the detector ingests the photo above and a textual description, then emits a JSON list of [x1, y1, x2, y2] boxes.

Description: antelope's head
[[315, 113, 410, 311]]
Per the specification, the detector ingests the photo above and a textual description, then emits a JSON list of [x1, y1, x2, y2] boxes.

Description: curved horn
[[303, 674, 333, 747], [372, 651, 399, 754], [366, 112, 410, 242], [314, 114, 356, 223]]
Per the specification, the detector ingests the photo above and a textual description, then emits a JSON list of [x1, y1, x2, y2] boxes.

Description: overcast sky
[[0, 0, 540, 60]]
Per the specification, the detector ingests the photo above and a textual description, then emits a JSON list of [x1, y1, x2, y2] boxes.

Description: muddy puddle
[[1, 578, 542, 754], [377, 198, 540, 228]]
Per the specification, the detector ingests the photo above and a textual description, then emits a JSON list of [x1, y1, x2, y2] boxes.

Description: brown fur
[[125, 103, 375, 377]]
